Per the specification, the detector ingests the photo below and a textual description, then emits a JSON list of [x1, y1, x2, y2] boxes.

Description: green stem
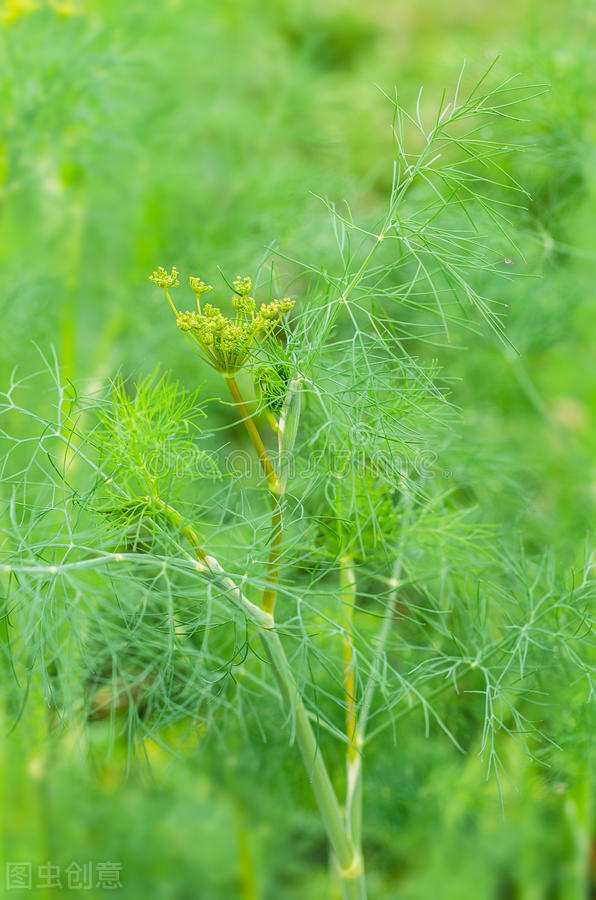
[[357, 558, 403, 741], [259, 628, 366, 899], [191, 377, 364, 893], [340, 556, 363, 858], [262, 495, 283, 616], [234, 802, 258, 900], [310, 176, 414, 355], [149, 496, 207, 563], [343, 555, 404, 890], [561, 769, 592, 900], [225, 375, 282, 617], [190, 551, 366, 896], [340, 557, 358, 758], [225, 376, 279, 493]]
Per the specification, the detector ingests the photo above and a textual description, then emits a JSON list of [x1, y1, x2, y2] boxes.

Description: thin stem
[[163, 287, 178, 316], [150, 496, 207, 563], [340, 556, 358, 763], [340, 556, 363, 860], [234, 802, 258, 900], [225, 376, 279, 493], [134, 487, 273, 628], [225, 375, 283, 617], [266, 410, 280, 435], [357, 558, 403, 742], [363, 586, 553, 745], [182, 331, 220, 369], [308, 186, 410, 358], [130, 448, 208, 565], [262, 495, 283, 616], [343, 554, 405, 881]]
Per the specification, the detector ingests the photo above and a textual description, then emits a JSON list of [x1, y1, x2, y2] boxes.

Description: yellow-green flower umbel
[[189, 276, 213, 297], [150, 268, 294, 375], [149, 266, 180, 289]]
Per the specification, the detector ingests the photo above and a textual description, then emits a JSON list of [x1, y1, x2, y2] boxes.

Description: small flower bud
[[176, 311, 199, 332], [232, 295, 256, 315], [233, 275, 253, 296], [189, 276, 213, 296], [149, 266, 180, 289]]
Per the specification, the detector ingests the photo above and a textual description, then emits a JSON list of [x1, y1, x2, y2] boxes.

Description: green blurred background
[[0, 0, 594, 897]]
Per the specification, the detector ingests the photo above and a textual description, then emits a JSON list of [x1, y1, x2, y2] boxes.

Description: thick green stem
[[196, 540, 366, 895], [259, 627, 366, 898], [218, 377, 365, 893]]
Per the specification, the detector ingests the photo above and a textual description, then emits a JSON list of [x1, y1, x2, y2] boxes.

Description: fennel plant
[[1, 65, 594, 899]]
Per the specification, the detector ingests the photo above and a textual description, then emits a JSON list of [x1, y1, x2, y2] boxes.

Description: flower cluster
[[150, 267, 294, 375], [232, 275, 252, 296], [189, 277, 213, 297], [149, 266, 180, 289]]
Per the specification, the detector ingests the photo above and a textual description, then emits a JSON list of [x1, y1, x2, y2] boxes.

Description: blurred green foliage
[[0, 0, 594, 898]]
